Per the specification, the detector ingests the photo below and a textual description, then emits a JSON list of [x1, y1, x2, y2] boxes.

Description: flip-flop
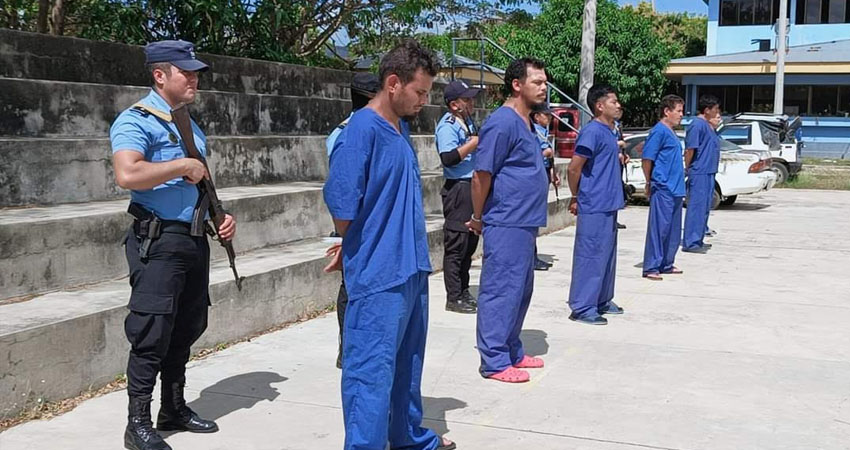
[[643, 272, 663, 281], [513, 355, 544, 369], [438, 436, 457, 450], [664, 267, 683, 274], [487, 367, 530, 383]]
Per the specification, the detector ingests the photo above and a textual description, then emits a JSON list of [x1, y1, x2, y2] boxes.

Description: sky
[[617, 0, 708, 14]]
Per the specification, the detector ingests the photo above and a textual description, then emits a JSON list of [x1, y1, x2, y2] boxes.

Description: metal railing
[[450, 36, 592, 118]]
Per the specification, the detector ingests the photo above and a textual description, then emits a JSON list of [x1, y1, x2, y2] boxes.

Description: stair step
[[0, 135, 438, 207], [0, 172, 454, 300], [0, 77, 485, 138]]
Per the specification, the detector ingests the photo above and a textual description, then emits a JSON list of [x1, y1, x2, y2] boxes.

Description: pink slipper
[[644, 272, 663, 281], [487, 367, 530, 383], [513, 355, 544, 369]]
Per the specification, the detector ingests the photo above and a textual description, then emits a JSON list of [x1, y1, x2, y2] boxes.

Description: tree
[[626, 1, 707, 58]]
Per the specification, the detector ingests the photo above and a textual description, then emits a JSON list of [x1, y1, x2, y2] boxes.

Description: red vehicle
[[549, 104, 581, 158]]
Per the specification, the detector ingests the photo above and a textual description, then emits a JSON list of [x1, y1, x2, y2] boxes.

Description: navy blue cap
[[444, 80, 481, 102], [351, 73, 380, 97], [145, 40, 209, 72]]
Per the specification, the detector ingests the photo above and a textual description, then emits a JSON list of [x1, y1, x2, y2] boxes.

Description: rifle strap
[[132, 103, 172, 122]]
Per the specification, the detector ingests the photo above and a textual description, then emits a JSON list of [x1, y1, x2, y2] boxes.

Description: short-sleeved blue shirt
[[685, 116, 719, 175], [323, 108, 432, 300], [642, 122, 686, 197], [574, 120, 626, 214], [474, 106, 548, 227], [435, 112, 476, 179], [326, 112, 353, 158], [534, 123, 552, 169], [110, 89, 207, 223]]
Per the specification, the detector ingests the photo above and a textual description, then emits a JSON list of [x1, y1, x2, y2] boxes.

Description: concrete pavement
[[2, 189, 849, 450]]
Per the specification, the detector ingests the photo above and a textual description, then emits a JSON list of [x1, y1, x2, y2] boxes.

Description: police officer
[[110, 40, 235, 450], [326, 72, 379, 369], [435, 80, 481, 314], [531, 105, 558, 271]]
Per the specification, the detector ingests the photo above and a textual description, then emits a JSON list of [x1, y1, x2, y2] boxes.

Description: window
[[796, 0, 850, 24], [720, 0, 791, 25], [557, 112, 574, 133], [784, 86, 809, 115], [719, 125, 753, 145], [811, 86, 840, 115], [625, 137, 646, 159]]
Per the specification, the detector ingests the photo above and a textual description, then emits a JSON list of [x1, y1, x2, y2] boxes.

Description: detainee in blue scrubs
[[326, 73, 379, 369], [467, 58, 549, 383], [323, 42, 455, 450], [566, 84, 626, 326], [641, 95, 687, 279], [683, 94, 721, 253]]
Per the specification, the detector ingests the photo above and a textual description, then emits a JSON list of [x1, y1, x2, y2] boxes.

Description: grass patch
[[802, 157, 850, 167], [780, 171, 850, 190]]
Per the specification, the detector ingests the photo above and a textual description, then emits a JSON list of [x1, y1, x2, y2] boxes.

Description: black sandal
[[438, 436, 457, 450]]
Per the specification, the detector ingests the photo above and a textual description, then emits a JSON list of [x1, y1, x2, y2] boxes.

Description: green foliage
[[626, 1, 707, 58]]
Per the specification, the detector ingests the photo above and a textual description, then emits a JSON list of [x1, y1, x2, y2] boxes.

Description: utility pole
[[774, 0, 788, 115], [651, 0, 656, 12], [578, 0, 597, 125]]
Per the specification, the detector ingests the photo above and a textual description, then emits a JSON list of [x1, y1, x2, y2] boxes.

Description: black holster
[[128, 203, 161, 260]]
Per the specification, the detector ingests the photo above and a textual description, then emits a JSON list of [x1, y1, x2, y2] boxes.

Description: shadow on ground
[[423, 397, 468, 438], [160, 371, 287, 436], [520, 329, 549, 357]]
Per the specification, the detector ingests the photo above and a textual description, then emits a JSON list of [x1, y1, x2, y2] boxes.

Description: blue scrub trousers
[[476, 226, 537, 377], [341, 271, 440, 450], [683, 174, 714, 249], [643, 187, 683, 275], [568, 211, 618, 319]]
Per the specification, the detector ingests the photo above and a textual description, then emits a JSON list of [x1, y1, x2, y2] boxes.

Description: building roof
[[438, 54, 505, 86], [666, 39, 850, 77]]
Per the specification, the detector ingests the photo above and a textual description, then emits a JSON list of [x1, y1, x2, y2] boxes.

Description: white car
[[622, 131, 777, 209], [716, 113, 803, 185]]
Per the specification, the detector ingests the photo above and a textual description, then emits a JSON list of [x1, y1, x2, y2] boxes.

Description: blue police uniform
[[327, 112, 353, 158], [641, 122, 685, 275], [112, 39, 220, 450], [323, 107, 439, 450], [475, 106, 548, 376], [435, 112, 480, 308], [534, 122, 552, 169], [568, 120, 626, 320], [683, 117, 719, 250]]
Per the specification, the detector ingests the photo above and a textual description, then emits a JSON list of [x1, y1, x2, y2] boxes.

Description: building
[[667, 0, 850, 157]]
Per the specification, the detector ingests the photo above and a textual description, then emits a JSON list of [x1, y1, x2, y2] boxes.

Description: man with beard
[[467, 58, 549, 383], [566, 84, 626, 325], [323, 40, 456, 450]]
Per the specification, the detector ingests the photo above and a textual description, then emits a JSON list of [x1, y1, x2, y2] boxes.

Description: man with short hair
[[566, 84, 626, 326], [467, 57, 549, 383], [110, 40, 235, 450], [326, 72, 379, 369], [682, 94, 721, 253], [323, 40, 455, 450], [642, 95, 686, 280], [435, 80, 481, 314]]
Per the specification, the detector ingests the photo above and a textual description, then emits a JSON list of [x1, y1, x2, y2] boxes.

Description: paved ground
[[2, 189, 850, 450]]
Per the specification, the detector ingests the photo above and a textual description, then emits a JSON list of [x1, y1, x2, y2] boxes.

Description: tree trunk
[[51, 0, 66, 35], [37, 0, 50, 33]]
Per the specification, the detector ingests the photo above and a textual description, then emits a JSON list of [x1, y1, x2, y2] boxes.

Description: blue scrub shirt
[[642, 122, 686, 197], [435, 112, 476, 179], [685, 117, 719, 175], [323, 108, 432, 301], [475, 106, 549, 228], [574, 120, 626, 214], [110, 89, 206, 223]]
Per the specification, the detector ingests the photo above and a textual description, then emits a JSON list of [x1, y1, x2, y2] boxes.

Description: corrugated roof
[[670, 39, 850, 64]]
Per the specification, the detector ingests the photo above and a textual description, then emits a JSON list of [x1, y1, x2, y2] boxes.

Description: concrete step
[[0, 78, 480, 138], [0, 191, 572, 419], [0, 170, 454, 300], [0, 135, 439, 207], [0, 29, 453, 106]]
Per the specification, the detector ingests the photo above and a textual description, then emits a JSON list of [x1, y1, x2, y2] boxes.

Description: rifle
[[547, 157, 559, 199], [172, 103, 244, 290]]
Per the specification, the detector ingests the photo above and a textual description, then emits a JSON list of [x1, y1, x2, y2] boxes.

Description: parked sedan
[[622, 131, 777, 209]]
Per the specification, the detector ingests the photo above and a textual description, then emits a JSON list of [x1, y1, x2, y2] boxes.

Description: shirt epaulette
[[446, 115, 456, 125], [131, 102, 172, 122]]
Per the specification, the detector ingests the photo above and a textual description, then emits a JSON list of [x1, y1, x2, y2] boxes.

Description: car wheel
[[711, 188, 722, 210], [720, 195, 737, 206], [771, 162, 789, 185]]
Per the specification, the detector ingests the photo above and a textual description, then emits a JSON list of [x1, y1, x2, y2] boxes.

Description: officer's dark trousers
[[124, 227, 210, 397], [441, 179, 478, 302]]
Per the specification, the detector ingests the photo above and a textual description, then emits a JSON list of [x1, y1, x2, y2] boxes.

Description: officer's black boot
[[156, 380, 219, 433], [125, 395, 172, 450]]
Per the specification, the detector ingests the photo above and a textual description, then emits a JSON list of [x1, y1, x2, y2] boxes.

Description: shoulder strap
[[131, 102, 172, 122]]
